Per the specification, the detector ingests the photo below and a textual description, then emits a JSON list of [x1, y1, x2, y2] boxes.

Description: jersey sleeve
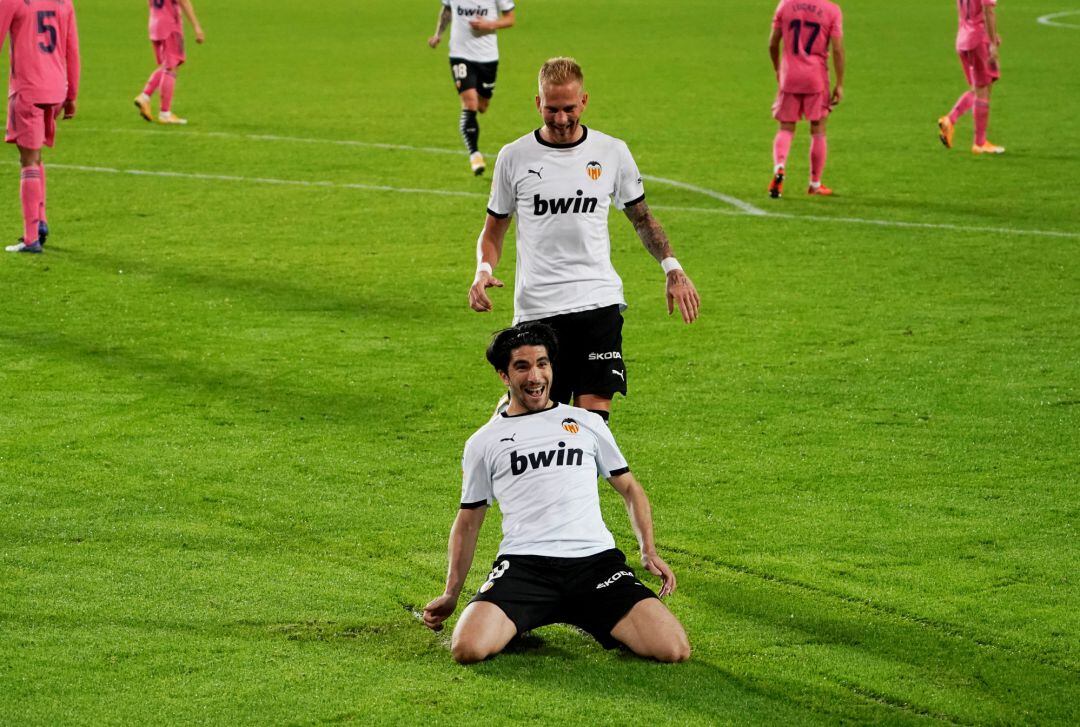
[[590, 416, 629, 478], [497, 0, 515, 11], [486, 145, 515, 219], [441, 0, 451, 8], [460, 436, 494, 508], [830, 7, 843, 38], [613, 141, 645, 209], [64, 5, 80, 101], [772, 1, 784, 29]]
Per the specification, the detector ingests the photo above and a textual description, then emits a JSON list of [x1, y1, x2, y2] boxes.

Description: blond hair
[[538, 57, 584, 91]]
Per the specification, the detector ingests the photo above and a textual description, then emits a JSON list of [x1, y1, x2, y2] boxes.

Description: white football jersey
[[442, 0, 514, 63], [461, 403, 630, 558], [487, 127, 647, 324]]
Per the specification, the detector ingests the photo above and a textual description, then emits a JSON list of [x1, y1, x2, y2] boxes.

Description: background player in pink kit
[[134, 0, 204, 126], [767, 0, 844, 198], [1, 0, 79, 254], [938, 0, 1003, 154]]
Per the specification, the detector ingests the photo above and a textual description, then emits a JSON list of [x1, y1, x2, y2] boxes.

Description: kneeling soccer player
[[423, 322, 691, 664]]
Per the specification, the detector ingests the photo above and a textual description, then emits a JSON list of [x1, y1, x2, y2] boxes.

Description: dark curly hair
[[485, 322, 559, 373]]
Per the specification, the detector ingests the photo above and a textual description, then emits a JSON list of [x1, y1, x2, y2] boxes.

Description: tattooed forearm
[[436, 6, 451, 35], [624, 201, 674, 262]]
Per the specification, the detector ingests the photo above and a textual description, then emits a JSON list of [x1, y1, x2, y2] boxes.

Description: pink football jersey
[[772, 0, 843, 94], [956, 0, 996, 52], [5, 0, 80, 104], [149, 0, 182, 41]]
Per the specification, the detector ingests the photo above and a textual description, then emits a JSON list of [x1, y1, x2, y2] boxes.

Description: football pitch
[[2, 0, 1078, 723]]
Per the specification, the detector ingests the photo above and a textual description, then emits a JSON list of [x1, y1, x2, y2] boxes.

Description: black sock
[[460, 109, 479, 154]]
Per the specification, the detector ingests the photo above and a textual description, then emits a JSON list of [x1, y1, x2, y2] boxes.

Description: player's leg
[[770, 92, 798, 198], [609, 598, 690, 663], [571, 305, 626, 423], [157, 34, 188, 125], [37, 160, 47, 246], [136, 42, 167, 122], [771, 121, 795, 198], [969, 45, 1003, 154], [807, 107, 832, 196], [450, 601, 518, 664], [7, 141, 44, 254]]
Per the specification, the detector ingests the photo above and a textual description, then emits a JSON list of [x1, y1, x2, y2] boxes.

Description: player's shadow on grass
[[58, 246, 440, 320]]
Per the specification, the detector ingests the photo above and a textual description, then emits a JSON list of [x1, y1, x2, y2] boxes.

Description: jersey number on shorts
[[36, 11, 57, 54], [452, 63, 468, 80], [788, 19, 821, 55]]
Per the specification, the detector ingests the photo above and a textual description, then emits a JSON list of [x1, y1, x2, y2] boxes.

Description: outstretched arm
[[470, 9, 515, 33], [62, 7, 80, 118], [830, 36, 845, 105], [428, 6, 452, 47], [608, 472, 677, 597], [423, 505, 488, 631], [468, 214, 510, 313], [179, 0, 204, 43], [623, 201, 700, 323]]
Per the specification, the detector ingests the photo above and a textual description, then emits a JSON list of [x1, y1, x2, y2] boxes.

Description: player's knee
[[450, 638, 491, 665], [655, 636, 691, 663]]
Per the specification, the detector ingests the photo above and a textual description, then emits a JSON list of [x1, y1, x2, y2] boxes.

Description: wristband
[[477, 262, 492, 276], [660, 257, 682, 274]]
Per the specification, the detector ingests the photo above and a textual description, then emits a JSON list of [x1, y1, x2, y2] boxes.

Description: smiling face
[[536, 81, 588, 144], [499, 344, 554, 414]]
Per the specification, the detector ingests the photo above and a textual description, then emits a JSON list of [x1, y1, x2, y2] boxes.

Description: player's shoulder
[[495, 131, 542, 162]]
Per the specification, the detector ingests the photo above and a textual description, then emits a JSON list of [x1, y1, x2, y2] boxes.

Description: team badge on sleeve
[[585, 161, 603, 181], [562, 418, 580, 434]]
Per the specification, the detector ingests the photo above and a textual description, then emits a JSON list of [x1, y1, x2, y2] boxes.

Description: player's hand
[[61, 100, 76, 119], [665, 270, 700, 323], [427, 35, 441, 48], [988, 45, 1000, 69], [641, 552, 677, 597], [469, 270, 504, 313], [422, 593, 458, 631], [831, 84, 843, 106], [195, 26, 205, 44]]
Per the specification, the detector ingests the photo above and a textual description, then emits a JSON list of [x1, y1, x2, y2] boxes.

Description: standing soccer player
[[134, 0, 205, 125], [468, 58, 701, 422], [938, 0, 1003, 154], [428, 0, 516, 176], [1, 0, 79, 254], [767, 0, 844, 198]]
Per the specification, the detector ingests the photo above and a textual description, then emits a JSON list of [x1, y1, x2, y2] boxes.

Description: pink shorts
[[5, 95, 59, 149], [958, 44, 999, 88], [772, 90, 831, 123], [153, 32, 186, 69]]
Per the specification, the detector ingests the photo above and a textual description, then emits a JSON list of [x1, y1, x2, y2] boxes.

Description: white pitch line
[[46, 162, 486, 199], [72, 126, 766, 216], [644, 175, 768, 216], [651, 204, 1080, 240], [38, 162, 1079, 240], [1037, 10, 1080, 28]]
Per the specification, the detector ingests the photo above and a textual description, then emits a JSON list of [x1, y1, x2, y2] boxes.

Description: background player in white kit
[[468, 57, 701, 422], [428, 0, 515, 175], [423, 323, 690, 664]]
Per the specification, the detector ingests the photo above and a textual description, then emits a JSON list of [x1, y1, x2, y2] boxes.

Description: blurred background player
[[468, 58, 700, 422], [134, 0, 205, 126], [767, 0, 844, 198], [2, 0, 79, 254], [938, 0, 1003, 154], [428, 0, 516, 176]]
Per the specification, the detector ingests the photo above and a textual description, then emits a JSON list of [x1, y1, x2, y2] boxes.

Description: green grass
[[1, 0, 1078, 723]]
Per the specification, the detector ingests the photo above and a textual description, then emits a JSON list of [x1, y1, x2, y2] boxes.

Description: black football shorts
[[448, 57, 499, 98], [536, 304, 627, 403], [469, 548, 657, 649]]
